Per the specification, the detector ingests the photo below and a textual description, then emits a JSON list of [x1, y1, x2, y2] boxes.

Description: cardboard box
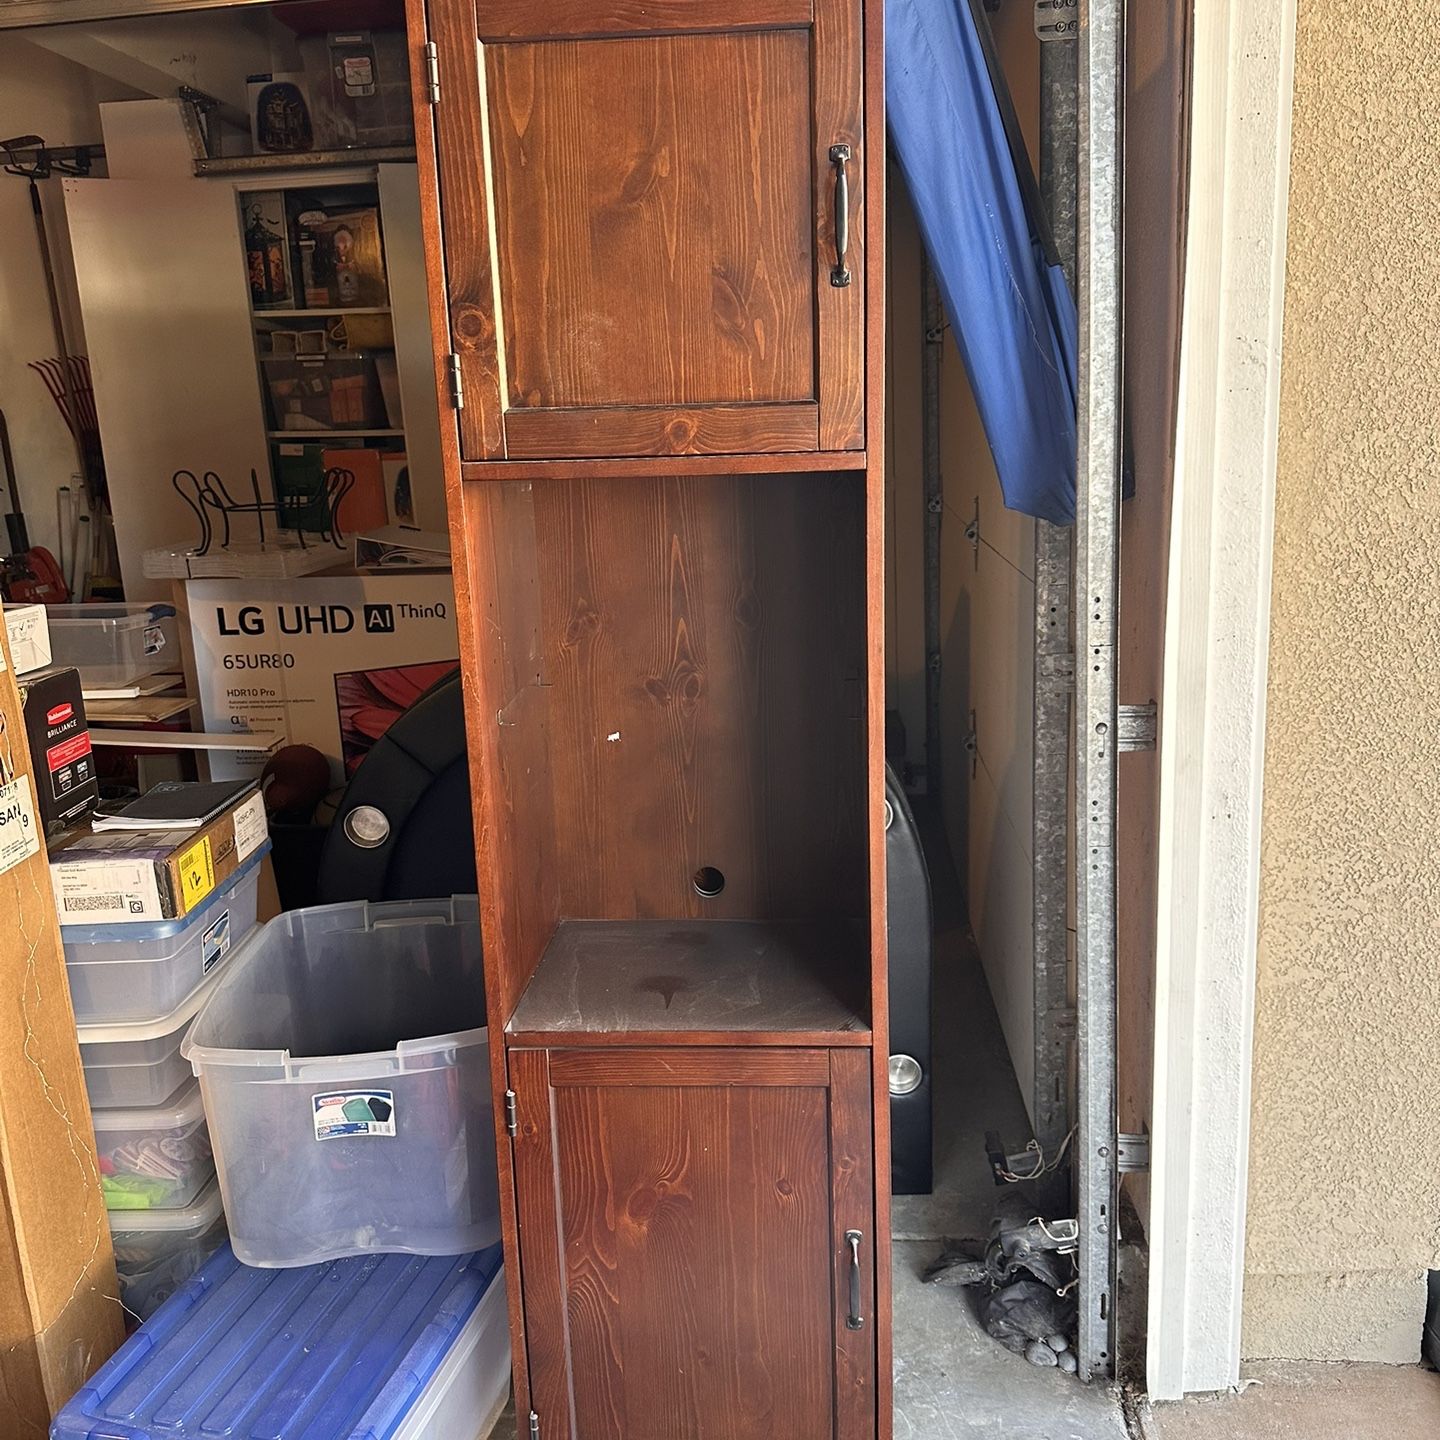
[[298, 207, 388, 308], [187, 574, 459, 786], [263, 352, 388, 432], [4, 603, 52, 675], [49, 788, 269, 925], [247, 71, 314, 154], [18, 666, 99, 835], [298, 30, 414, 149], [0, 616, 123, 1434], [324, 446, 389, 534]]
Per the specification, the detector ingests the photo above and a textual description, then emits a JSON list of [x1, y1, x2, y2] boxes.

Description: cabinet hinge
[[423, 41, 441, 105], [504, 1089, 518, 1138], [529, 1411, 540, 1440], [1117, 702, 1158, 753], [447, 352, 464, 411], [1117, 1133, 1150, 1173]]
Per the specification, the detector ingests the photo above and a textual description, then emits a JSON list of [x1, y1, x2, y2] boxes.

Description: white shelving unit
[[67, 155, 446, 601]]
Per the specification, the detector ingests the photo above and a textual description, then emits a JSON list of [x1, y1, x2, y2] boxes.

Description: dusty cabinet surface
[[428, 0, 866, 460], [509, 1047, 876, 1440]]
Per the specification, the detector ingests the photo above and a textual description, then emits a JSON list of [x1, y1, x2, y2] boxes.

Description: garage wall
[[1244, 0, 1440, 1364], [932, 5, 1042, 1116], [0, 38, 109, 564]]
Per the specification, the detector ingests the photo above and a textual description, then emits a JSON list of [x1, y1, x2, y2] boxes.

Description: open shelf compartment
[[509, 918, 871, 1045], [465, 469, 875, 1046]]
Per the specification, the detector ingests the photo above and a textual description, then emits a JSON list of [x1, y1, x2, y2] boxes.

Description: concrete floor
[[891, 812, 1128, 1440], [1137, 1361, 1440, 1439]]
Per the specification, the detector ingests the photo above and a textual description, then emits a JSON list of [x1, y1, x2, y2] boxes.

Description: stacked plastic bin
[[66, 848, 270, 1318], [50, 895, 512, 1440]]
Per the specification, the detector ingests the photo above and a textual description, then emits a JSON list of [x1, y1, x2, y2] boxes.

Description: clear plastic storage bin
[[80, 961, 230, 1109], [109, 1176, 226, 1321], [44, 602, 178, 687], [93, 1078, 214, 1213], [183, 896, 497, 1267], [63, 847, 266, 1025]]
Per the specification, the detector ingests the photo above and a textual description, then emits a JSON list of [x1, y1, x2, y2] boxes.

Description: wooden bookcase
[[408, 0, 888, 1435]]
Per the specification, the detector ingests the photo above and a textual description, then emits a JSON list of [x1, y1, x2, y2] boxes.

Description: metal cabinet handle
[[829, 144, 852, 288], [845, 1229, 864, 1329]]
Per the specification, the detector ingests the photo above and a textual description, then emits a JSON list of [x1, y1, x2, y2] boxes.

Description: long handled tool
[[0, 408, 68, 603], [2, 135, 99, 508]]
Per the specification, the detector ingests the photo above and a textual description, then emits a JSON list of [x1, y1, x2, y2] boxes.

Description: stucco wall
[[1245, 0, 1440, 1363]]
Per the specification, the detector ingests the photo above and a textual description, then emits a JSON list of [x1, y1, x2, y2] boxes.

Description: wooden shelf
[[267, 429, 404, 440], [460, 450, 868, 482], [508, 919, 871, 1046], [195, 147, 416, 176], [252, 307, 392, 320]]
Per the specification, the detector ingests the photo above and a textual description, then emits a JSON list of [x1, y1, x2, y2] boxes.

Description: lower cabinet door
[[508, 1047, 876, 1440]]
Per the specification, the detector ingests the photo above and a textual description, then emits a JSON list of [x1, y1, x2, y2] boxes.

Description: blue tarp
[[886, 0, 1079, 525]]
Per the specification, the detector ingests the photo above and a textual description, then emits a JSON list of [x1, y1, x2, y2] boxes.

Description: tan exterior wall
[[1245, 0, 1440, 1363]]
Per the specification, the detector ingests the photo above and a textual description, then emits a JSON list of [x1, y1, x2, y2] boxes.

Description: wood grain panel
[[860, 1, 891, 1427], [487, 32, 815, 413], [459, 482, 560, 1021], [404, 9, 532, 1413], [815, 0, 866, 449], [462, 450, 866, 481], [553, 1073, 836, 1440], [531, 473, 867, 920], [428, 0, 506, 457], [548, 1047, 830, 1088], [504, 402, 819, 459], [829, 1047, 877, 1440], [509, 1048, 573, 1440], [478, 0, 812, 42]]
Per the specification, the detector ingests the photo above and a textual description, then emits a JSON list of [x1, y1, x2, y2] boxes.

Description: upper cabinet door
[[429, 0, 865, 461]]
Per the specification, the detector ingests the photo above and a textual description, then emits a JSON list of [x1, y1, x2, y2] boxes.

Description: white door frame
[[1145, 0, 1298, 1401]]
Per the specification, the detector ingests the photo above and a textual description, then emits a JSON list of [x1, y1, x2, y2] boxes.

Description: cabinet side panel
[[407, 8, 534, 1415], [459, 482, 561, 1016], [510, 1048, 573, 1440], [861, 0, 891, 1424], [553, 1078, 835, 1440]]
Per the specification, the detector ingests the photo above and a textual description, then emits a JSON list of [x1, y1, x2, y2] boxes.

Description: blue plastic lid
[[52, 1242, 503, 1440], [60, 842, 271, 946]]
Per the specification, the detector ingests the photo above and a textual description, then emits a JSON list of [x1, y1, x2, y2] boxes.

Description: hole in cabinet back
[[692, 866, 725, 898]]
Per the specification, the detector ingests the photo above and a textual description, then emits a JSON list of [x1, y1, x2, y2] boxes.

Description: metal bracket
[[965, 497, 980, 566], [964, 710, 978, 779], [1117, 702, 1157, 752], [1034, 0, 1080, 43], [423, 41, 441, 105], [447, 353, 465, 411], [504, 1089, 518, 1138], [1117, 1134, 1150, 1173], [1038, 651, 1075, 689]]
